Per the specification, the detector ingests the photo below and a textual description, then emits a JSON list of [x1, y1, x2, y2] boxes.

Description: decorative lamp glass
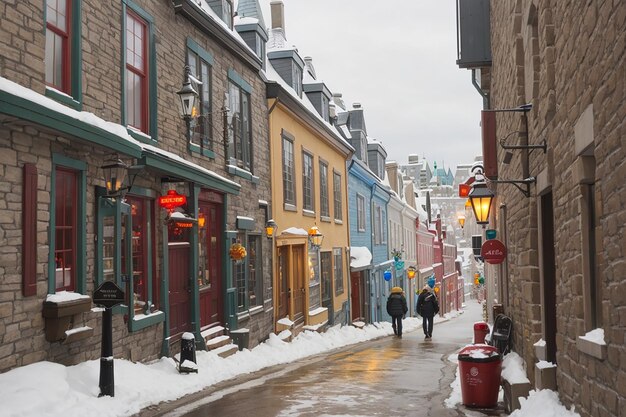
[[468, 182, 495, 225]]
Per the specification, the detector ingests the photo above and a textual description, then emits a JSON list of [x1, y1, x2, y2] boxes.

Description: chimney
[[270, 1, 285, 31], [332, 93, 345, 110], [386, 162, 399, 193], [304, 56, 316, 79], [352, 102, 361, 109], [328, 102, 337, 119]]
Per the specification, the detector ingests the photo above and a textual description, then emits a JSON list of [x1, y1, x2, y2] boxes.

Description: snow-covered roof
[[280, 227, 308, 236], [350, 247, 372, 268]]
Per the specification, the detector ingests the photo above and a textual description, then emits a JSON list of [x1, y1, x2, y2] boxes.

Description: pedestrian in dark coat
[[387, 286, 408, 337], [416, 285, 439, 340]]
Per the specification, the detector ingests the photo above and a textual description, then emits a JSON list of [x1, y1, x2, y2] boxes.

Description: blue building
[[335, 100, 391, 324]]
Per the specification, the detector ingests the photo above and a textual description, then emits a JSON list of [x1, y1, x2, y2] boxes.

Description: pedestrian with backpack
[[416, 285, 439, 340], [387, 286, 408, 337]]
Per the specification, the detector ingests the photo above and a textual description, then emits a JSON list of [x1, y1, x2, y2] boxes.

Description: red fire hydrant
[[473, 322, 490, 344]]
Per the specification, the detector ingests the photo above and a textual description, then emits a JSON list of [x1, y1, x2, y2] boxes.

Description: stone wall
[[489, 1, 625, 416], [0, 0, 274, 372]]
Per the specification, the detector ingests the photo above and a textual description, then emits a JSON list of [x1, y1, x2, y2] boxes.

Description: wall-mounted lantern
[[407, 266, 417, 280], [468, 182, 495, 226], [308, 225, 324, 249], [265, 219, 277, 239], [458, 215, 466, 229]]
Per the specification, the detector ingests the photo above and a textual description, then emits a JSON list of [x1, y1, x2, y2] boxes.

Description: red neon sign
[[158, 190, 187, 212]]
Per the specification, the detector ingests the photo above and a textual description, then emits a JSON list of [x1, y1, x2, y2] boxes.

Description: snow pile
[[501, 352, 530, 384], [510, 390, 580, 417], [579, 328, 606, 345]]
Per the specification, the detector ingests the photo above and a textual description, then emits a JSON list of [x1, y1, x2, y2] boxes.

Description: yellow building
[[265, 3, 353, 332]]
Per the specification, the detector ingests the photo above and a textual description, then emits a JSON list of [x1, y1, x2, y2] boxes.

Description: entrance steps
[[201, 325, 239, 358]]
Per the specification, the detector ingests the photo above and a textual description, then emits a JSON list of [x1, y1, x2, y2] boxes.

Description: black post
[[98, 307, 114, 397]]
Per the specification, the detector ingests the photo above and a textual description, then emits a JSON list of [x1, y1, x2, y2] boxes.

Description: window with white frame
[[356, 194, 366, 232]]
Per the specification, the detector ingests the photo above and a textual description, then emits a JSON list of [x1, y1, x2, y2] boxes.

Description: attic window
[[292, 65, 302, 97], [223, 0, 233, 29]]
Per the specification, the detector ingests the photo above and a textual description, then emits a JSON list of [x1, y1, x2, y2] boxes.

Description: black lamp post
[[177, 65, 199, 142]]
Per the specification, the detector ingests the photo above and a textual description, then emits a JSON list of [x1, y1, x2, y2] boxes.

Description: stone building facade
[[0, 0, 273, 374], [460, 1, 625, 416]]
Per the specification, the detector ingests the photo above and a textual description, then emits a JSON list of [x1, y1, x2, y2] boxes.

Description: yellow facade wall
[[268, 98, 351, 324]]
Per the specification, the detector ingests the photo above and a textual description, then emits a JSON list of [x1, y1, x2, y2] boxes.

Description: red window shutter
[[23, 163, 38, 297], [481, 111, 498, 180]]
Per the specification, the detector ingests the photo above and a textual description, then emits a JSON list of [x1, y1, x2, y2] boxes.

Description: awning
[[350, 247, 372, 271]]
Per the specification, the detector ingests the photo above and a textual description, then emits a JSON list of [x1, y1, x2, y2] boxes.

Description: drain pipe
[[471, 69, 490, 109]]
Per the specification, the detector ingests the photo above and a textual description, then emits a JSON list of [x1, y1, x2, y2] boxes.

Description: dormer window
[[292, 65, 302, 96], [223, 0, 233, 29], [321, 95, 329, 122]]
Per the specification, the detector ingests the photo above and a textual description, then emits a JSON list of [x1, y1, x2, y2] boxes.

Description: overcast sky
[[258, 0, 484, 171]]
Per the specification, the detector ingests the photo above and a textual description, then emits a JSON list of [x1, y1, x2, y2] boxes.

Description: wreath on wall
[[229, 242, 247, 261]]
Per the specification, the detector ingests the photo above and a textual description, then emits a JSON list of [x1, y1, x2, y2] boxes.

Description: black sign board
[[93, 280, 125, 309]]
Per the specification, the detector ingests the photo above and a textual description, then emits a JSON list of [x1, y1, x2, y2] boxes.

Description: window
[[320, 251, 332, 302], [125, 195, 155, 314], [292, 65, 302, 97], [321, 95, 329, 122], [227, 80, 252, 170], [235, 234, 262, 312], [282, 133, 295, 207], [54, 167, 78, 291], [582, 181, 602, 329], [356, 194, 366, 232], [333, 248, 344, 295], [125, 9, 148, 133], [374, 205, 385, 244], [319, 161, 329, 218], [45, 0, 71, 93], [223, 0, 233, 29], [187, 48, 212, 151], [333, 171, 343, 221], [302, 151, 314, 212]]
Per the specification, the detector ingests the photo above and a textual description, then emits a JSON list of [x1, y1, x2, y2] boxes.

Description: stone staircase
[[201, 325, 238, 358]]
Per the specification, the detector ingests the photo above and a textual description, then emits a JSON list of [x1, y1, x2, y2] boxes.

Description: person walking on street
[[387, 286, 408, 337], [416, 285, 439, 340]]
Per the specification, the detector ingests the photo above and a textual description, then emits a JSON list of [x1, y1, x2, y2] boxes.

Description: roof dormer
[[207, 0, 233, 29], [267, 1, 304, 97], [302, 57, 332, 122], [235, 0, 268, 66]]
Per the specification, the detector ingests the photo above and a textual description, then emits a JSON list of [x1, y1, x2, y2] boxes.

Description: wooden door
[[278, 246, 290, 319], [292, 245, 305, 325], [351, 271, 362, 321], [168, 243, 191, 336], [198, 200, 223, 328]]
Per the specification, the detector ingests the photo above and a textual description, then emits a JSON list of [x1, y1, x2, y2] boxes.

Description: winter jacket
[[387, 293, 408, 317], [416, 291, 439, 317]]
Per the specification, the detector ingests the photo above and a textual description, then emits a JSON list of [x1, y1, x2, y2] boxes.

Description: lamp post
[[468, 182, 495, 226], [458, 215, 466, 229], [177, 65, 199, 143]]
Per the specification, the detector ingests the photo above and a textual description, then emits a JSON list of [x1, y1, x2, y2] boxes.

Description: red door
[[198, 199, 223, 328], [351, 271, 362, 321], [168, 243, 191, 336]]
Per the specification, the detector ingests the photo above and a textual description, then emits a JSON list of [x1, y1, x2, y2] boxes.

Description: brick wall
[[489, 1, 625, 415]]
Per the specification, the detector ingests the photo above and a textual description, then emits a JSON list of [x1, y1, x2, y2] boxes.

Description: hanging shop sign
[[158, 190, 187, 212], [480, 239, 507, 264]]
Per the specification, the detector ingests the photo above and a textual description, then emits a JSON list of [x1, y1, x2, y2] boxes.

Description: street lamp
[[458, 215, 466, 229], [101, 155, 128, 197], [468, 182, 495, 226], [265, 219, 277, 239], [176, 65, 199, 142], [308, 225, 324, 249]]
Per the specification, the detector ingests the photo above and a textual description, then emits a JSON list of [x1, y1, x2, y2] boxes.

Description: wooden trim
[[22, 164, 38, 297]]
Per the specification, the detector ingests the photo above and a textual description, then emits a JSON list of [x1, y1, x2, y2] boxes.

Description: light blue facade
[[347, 158, 391, 324]]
